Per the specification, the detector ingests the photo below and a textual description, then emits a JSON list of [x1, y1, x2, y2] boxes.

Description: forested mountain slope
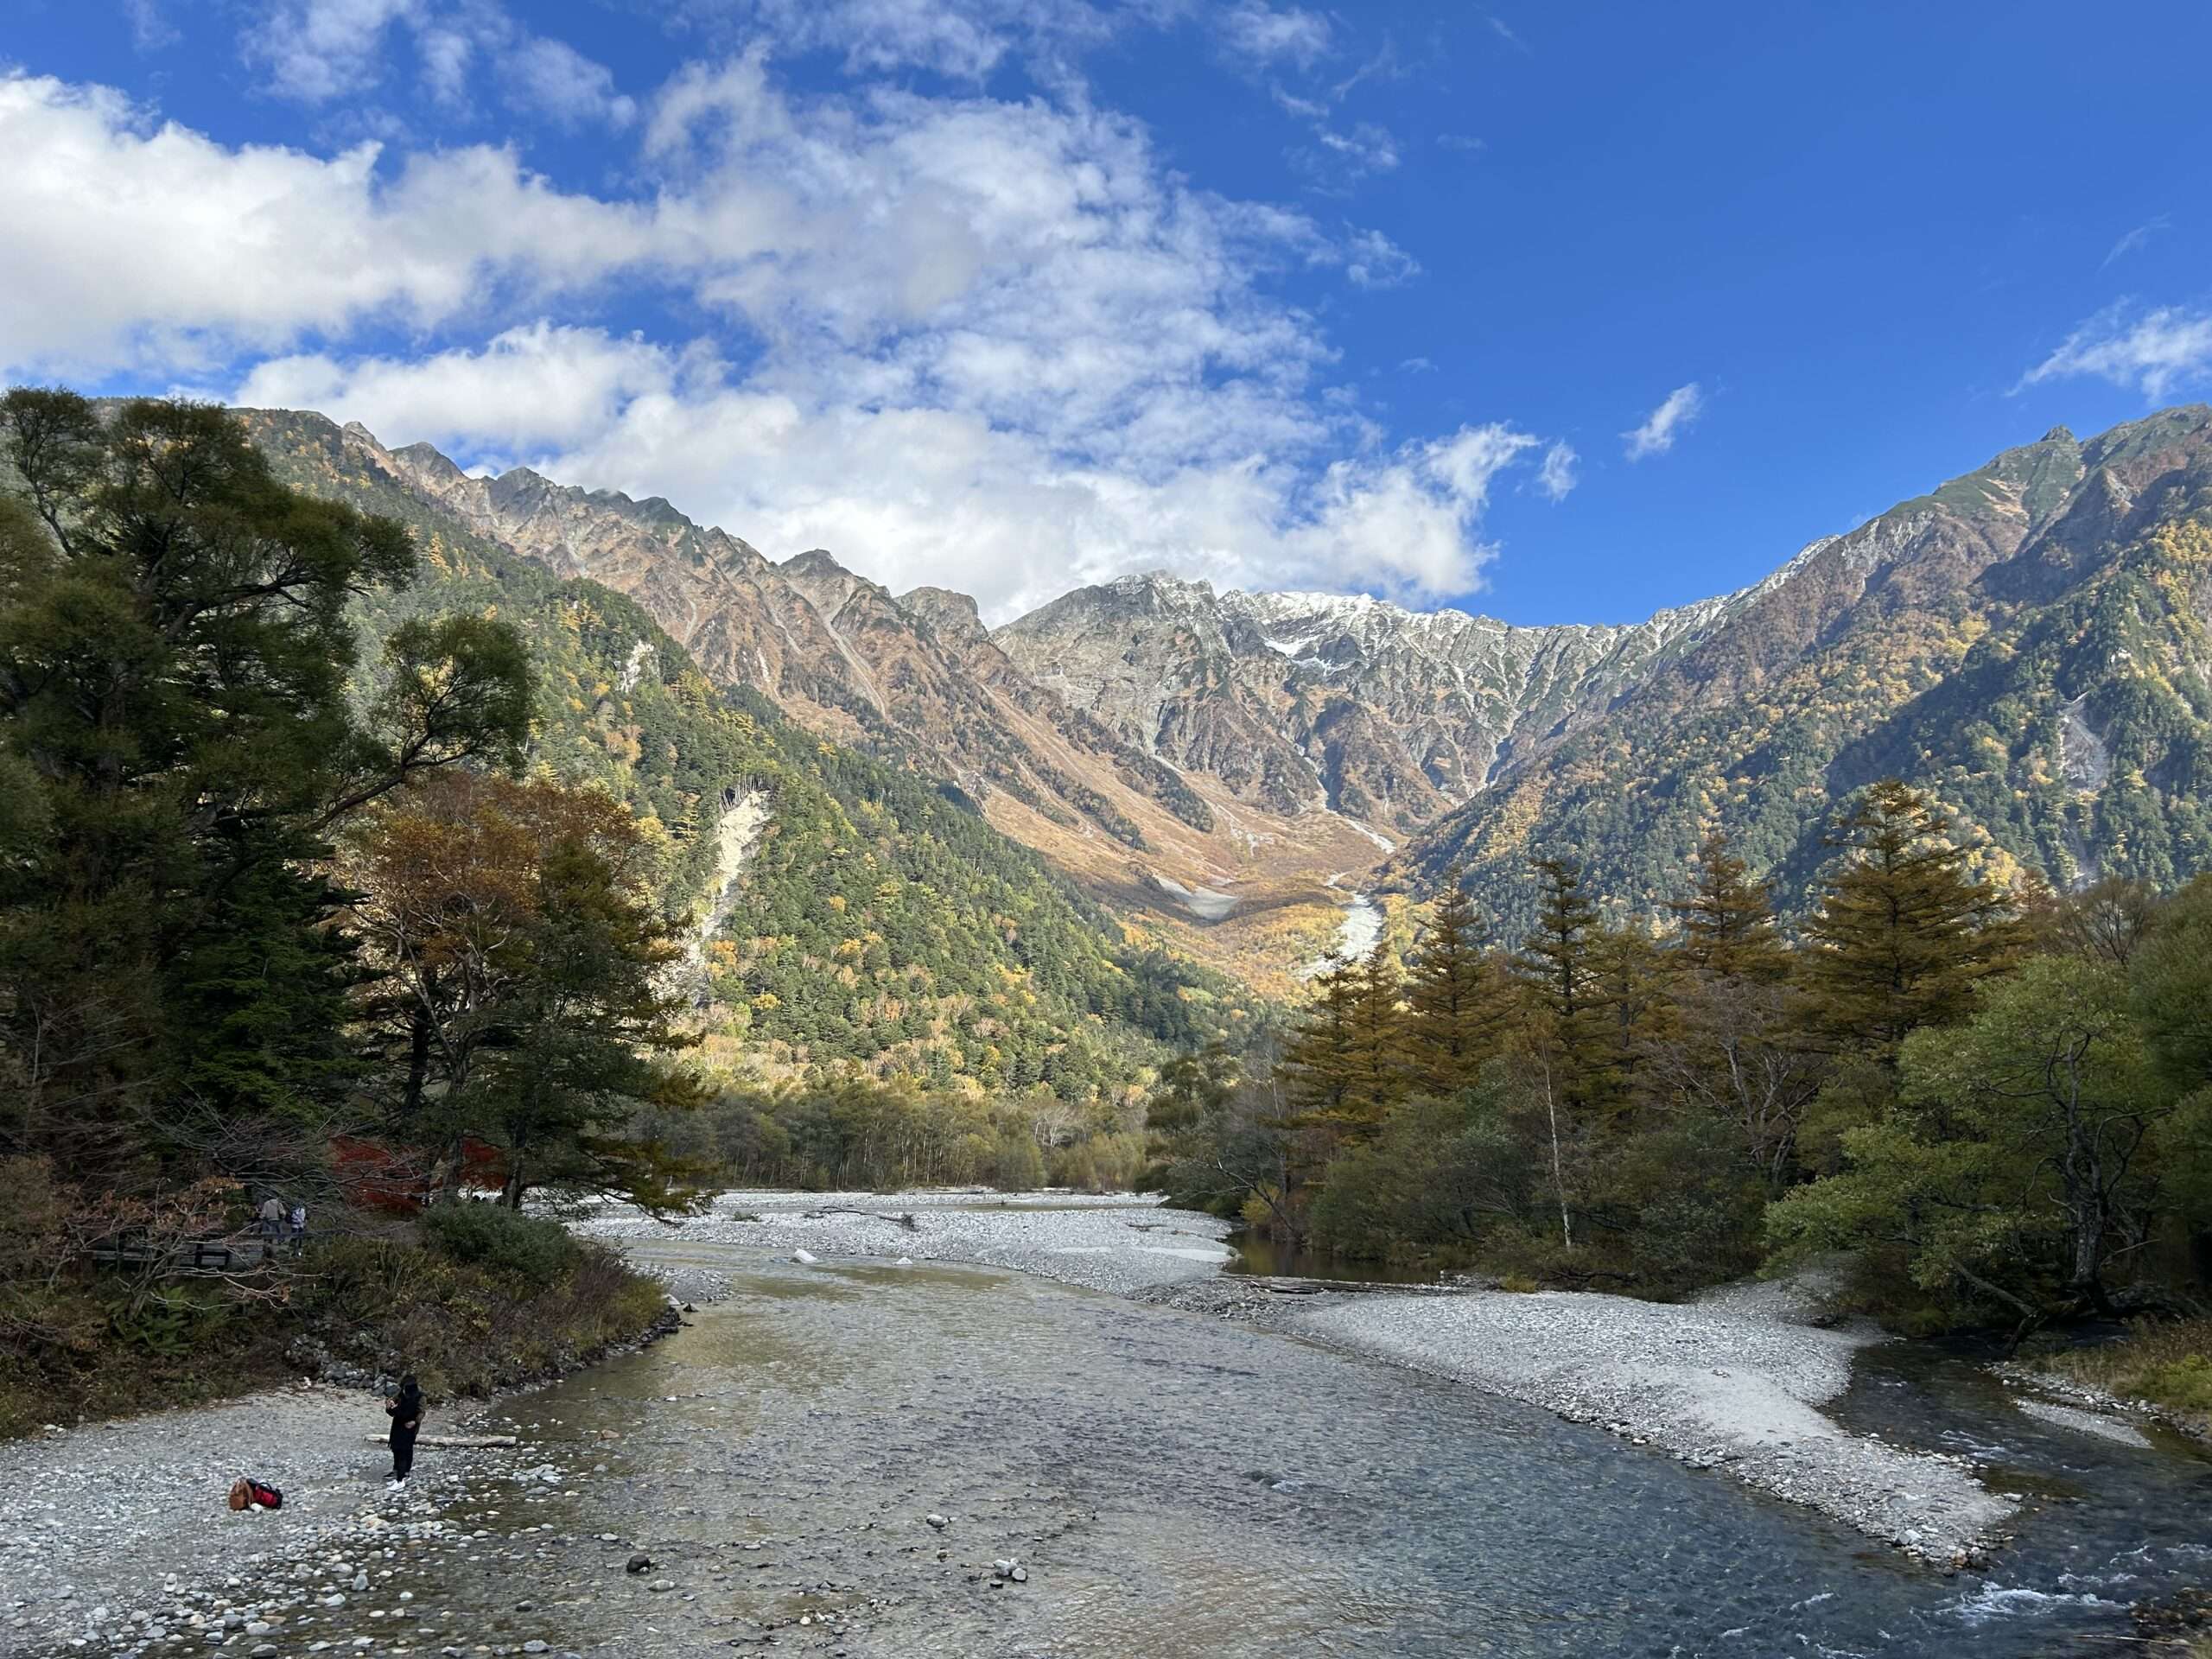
[[1386, 408, 2212, 925], [244, 410, 1259, 1102], [243, 410, 1393, 990], [246, 402, 2212, 971]]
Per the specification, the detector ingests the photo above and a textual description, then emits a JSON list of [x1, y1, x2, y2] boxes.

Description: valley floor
[[11, 1194, 2206, 1659]]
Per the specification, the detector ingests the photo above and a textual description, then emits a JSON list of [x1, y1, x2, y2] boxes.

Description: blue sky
[[5, 1, 2210, 625]]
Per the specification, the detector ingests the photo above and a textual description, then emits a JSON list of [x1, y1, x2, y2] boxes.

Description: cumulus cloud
[[0, 73, 657, 373], [2020, 302, 2212, 399], [230, 321, 1551, 619], [1535, 441, 1577, 502], [1623, 382, 1703, 461], [10, 51, 1554, 616], [235, 323, 690, 453]]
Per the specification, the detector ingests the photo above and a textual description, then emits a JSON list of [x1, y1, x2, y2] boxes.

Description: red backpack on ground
[[227, 1478, 283, 1510]]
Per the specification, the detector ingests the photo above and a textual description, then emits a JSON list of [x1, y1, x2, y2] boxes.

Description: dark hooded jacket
[[387, 1378, 424, 1444]]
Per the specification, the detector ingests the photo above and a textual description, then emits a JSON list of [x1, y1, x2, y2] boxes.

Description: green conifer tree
[[1800, 779, 2021, 1061], [1671, 831, 1789, 982], [1511, 855, 1612, 1109], [1401, 872, 1508, 1095]]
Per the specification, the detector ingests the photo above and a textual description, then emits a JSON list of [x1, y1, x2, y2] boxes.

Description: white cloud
[[1303, 119, 1399, 179], [0, 73, 655, 374], [1344, 228, 1418, 289], [504, 37, 638, 130], [10, 54, 1556, 617], [1485, 15, 1532, 54], [241, 0, 635, 127], [1535, 441, 1577, 502], [1218, 2, 1332, 70], [235, 323, 688, 452], [246, 0, 417, 103], [232, 322, 1553, 619], [125, 0, 180, 51], [2020, 302, 2212, 399], [2101, 214, 2171, 269], [1623, 382, 1703, 461], [647, 0, 1141, 80]]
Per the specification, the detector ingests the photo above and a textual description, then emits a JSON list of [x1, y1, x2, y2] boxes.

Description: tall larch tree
[[1799, 779, 2022, 1063], [1400, 872, 1510, 1096], [1511, 855, 1613, 1110], [1671, 831, 1789, 983]]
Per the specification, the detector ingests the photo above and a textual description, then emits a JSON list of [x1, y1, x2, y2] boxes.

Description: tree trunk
[[1541, 1058, 1573, 1254]]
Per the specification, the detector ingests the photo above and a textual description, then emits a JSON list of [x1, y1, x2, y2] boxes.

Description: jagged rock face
[[251, 402, 2212, 955], [323, 424, 1226, 861], [1386, 406, 2212, 925], [991, 570, 1739, 833]]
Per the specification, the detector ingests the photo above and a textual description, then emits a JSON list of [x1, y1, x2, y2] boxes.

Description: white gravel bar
[[1294, 1274, 2017, 1560], [581, 1190, 2024, 1560], [576, 1188, 1236, 1295]]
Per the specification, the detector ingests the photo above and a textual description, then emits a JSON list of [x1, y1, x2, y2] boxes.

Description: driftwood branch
[[800, 1206, 919, 1231], [358, 1433, 518, 1448]]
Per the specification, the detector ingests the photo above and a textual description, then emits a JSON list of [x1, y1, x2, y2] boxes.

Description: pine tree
[[1800, 780, 2022, 1062], [1281, 942, 1402, 1142], [1281, 956, 1363, 1123], [1510, 856, 1612, 1109], [1590, 925, 1673, 1098], [1401, 872, 1508, 1095], [1671, 831, 1789, 982], [1344, 940, 1407, 1131], [0, 391, 531, 1186]]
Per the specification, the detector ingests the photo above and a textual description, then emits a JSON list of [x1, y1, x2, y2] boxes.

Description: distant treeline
[[1152, 779, 2212, 1332]]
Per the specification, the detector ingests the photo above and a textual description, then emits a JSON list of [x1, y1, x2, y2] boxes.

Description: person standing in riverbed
[[385, 1375, 424, 1486]]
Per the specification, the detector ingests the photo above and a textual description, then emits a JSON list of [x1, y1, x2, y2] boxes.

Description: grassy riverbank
[[2037, 1319, 2212, 1438], [0, 1192, 668, 1440]]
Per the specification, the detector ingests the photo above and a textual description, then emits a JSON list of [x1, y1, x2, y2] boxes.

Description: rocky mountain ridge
[[245, 402, 2212, 966]]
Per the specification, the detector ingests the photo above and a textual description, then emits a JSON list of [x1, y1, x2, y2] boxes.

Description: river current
[[257, 1249, 2212, 1659]]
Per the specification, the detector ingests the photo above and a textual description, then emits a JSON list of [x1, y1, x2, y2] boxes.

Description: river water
[[223, 1249, 2212, 1659]]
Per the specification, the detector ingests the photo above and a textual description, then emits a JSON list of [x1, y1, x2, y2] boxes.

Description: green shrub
[[418, 1203, 582, 1287], [2040, 1319, 2212, 1429], [2140, 1353, 2212, 1413]]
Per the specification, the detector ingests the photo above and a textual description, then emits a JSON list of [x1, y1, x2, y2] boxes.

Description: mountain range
[[244, 402, 2212, 971]]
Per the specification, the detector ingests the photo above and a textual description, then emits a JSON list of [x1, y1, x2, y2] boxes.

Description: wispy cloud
[[1485, 15, 1532, 54], [242, 0, 637, 126], [2019, 302, 2212, 399], [2101, 213, 2171, 269], [1623, 383, 1703, 460], [125, 0, 180, 50], [1435, 131, 1484, 155], [1399, 355, 1436, 374], [1344, 227, 1418, 289], [1535, 440, 1577, 501], [1218, 1, 1333, 71]]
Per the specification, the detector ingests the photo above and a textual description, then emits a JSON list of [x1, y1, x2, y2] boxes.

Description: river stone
[[648, 1580, 675, 1593], [626, 1554, 652, 1573]]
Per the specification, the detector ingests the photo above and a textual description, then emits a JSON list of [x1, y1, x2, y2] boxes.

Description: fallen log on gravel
[[358, 1433, 518, 1448]]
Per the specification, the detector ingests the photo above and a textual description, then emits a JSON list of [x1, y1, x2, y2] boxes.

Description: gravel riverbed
[[581, 1192, 2042, 1561], [576, 1189, 1236, 1297], [10, 1192, 2203, 1659]]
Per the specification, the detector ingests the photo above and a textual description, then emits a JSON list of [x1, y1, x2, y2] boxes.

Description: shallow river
[[257, 1249, 2212, 1659]]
